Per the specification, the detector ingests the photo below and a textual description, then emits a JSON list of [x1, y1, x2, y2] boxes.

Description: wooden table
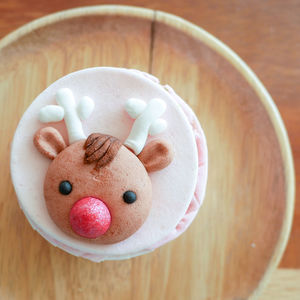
[[1, 1, 299, 299]]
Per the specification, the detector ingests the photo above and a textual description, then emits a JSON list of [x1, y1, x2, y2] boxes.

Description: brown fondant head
[[34, 128, 173, 244]]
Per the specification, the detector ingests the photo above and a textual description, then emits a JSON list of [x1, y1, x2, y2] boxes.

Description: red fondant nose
[[69, 197, 111, 239]]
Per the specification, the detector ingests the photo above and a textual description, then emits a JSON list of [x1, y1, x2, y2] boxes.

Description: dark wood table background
[[1, 0, 299, 269]]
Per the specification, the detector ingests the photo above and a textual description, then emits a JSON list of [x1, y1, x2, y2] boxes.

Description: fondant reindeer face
[[34, 89, 173, 244]]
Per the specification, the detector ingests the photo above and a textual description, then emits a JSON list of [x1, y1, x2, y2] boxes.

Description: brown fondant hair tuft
[[84, 133, 122, 170]]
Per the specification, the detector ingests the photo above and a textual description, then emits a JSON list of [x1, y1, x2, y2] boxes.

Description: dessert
[[10, 67, 208, 261]]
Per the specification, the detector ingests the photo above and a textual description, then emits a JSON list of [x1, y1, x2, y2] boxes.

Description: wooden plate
[[0, 5, 294, 300]]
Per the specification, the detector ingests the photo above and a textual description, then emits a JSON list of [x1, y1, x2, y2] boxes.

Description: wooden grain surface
[[260, 269, 300, 300], [0, 1, 298, 270], [0, 2, 298, 300]]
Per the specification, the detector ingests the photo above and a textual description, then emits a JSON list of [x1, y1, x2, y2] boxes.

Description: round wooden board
[[0, 5, 294, 300]]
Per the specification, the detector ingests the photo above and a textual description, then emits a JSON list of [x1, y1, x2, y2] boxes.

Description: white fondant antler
[[124, 98, 167, 155], [39, 88, 94, 144]]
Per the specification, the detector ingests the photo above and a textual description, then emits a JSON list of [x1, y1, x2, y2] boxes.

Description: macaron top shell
[[10, 67, 207, 260]]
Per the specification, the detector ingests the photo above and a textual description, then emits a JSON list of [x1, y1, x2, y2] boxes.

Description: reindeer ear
[[137, 139, 174, 173], [33, 127, 67, 160]]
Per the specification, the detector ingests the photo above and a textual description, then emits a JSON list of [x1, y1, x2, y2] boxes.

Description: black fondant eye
[[123, 191, 137, 204], [59, 181, 72, 195]]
